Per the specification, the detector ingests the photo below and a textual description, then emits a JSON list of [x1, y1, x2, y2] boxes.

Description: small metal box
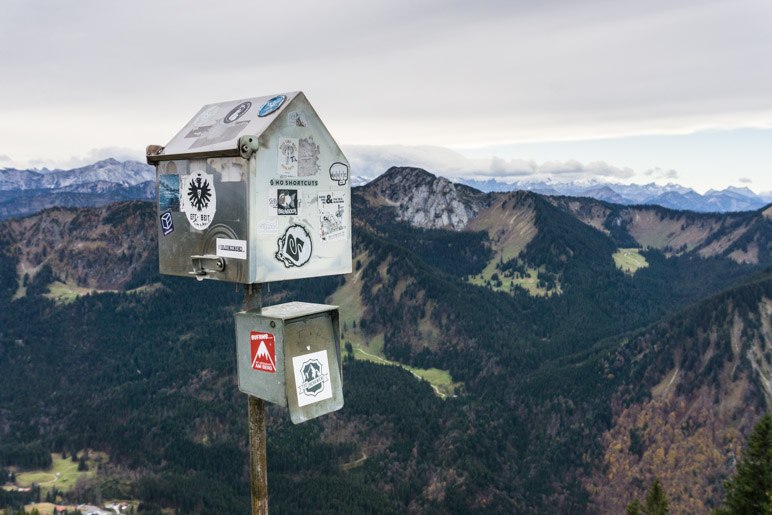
[[235, 302, 343, 424], [147, 92, 352, 283]]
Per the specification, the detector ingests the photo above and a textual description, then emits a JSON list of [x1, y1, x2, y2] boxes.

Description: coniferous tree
[[644, 478, 668, 515], [718, 414, 772, 514], [625, 498, 643, 515]]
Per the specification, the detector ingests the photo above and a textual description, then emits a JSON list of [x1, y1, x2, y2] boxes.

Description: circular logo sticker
[[258, 95, 286, 117], [275, 224, 312, 267], [224, 101, 252, 123]]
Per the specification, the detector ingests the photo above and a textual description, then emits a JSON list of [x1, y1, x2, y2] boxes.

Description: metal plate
[[283, 311, 343, 424]]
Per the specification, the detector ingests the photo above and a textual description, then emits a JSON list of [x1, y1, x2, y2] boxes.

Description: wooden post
[[244, 284, 268, 515]]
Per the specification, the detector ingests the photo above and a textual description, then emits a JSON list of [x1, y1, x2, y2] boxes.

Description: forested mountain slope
[[0, 168, 770, 513], [590, 270, 772, 513]]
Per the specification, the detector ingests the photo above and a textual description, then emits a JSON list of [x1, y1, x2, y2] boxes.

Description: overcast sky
[[1, 0, 770, 192]]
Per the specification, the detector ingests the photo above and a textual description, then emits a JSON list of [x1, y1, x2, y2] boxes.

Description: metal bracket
[[190, 254, 225, 278], [239, 135, 260, 159]]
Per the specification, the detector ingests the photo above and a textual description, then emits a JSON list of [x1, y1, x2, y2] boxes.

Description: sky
[[1, 0, 770, 193]]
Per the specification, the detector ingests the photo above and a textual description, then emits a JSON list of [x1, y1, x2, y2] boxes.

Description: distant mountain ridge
[[2, 159, 768, 220], [460, 177, 771, 213], [0, 158, 155, 219]]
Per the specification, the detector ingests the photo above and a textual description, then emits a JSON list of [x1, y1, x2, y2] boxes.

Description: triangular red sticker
[[250, 332, 276, 373]]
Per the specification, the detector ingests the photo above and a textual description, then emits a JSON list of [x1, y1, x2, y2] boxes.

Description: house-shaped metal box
[[147, 92, 352, 283]]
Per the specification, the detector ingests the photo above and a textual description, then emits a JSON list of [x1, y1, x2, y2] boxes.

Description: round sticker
[[258, 95, 286, 117], [224, 101, 252, 123], [275, 224, 312, 267]]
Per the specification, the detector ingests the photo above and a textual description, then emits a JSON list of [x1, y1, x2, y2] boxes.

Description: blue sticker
[[159, 174, 180, 212], [258, 95, 286, 117], [160, 209, 175, 236]]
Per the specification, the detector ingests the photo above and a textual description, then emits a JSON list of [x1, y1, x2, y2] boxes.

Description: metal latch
[[190, 255, 225, 279]]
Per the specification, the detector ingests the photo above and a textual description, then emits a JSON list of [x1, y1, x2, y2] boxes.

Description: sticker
[[329, 162, 349, 186], [318, 191, 347, 242], [258, 95, 286, 117], [293, 350, 333, 407], [255, 219, 280, 235], [185, 125, 212, 139], [191, 105, 219, 128], [275, 224, 312, 268], [160, 209, 174, 236], [250, 332, 277, 373], [275, 189, 298, 215], [298, 137, 320, 177], [278, 138, 299, 176], [270, 178, 318, 187], [216, 238, 247, 260], [287, 111, 307, 127], [224, 101, 252, 123], [189, 121, 249, 149], [180, 172, 217, 230], [159, 174, 180, 212]]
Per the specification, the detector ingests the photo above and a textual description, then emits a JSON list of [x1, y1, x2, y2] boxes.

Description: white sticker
[[286, 111, 308, 128], [216, 238, 247, 260], [318, 191, 347, 242], [278, 138, 299, 176], [329, 162, 349, 186], [180, 172, 216, 230], [293, 350, 333, 407], [255, 219, 280, 235]]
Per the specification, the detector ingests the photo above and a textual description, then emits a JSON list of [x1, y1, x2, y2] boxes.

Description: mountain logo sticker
[[180, 172, 217, 230], [293, 350, 333, 407], [250, 332, 276, 373]]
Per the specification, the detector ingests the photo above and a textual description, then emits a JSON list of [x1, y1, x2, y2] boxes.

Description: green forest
[[0, 190, 770, 513]]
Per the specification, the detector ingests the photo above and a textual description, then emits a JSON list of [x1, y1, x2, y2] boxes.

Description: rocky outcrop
[[361, 167, 489, 230]]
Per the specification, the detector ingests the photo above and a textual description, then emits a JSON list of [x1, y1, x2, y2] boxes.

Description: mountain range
[[460, 177, 772, 213], [0, 159, 154, 220], [0, 165, 770, 513], [1, 159, 769, 222]]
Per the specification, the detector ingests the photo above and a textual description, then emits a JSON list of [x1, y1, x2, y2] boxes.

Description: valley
[[0, 166, 770, 513]]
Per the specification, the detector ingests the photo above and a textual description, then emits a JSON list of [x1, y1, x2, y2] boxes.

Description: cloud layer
[[346, 145, 640, 183], [1, 0, 771, 166]]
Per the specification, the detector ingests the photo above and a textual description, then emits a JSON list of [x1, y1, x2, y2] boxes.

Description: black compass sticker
[[187, 175, 212, 211]]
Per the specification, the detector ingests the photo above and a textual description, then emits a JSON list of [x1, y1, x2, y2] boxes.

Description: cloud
[[488, 157, 537, 177], [344, 145, 485, 178], [346, 144, 649, 184], [1, 147, 146, 171], [739, 177, 752, 183], [644, 167, 679, 180], [62, 147, 145, 169]]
